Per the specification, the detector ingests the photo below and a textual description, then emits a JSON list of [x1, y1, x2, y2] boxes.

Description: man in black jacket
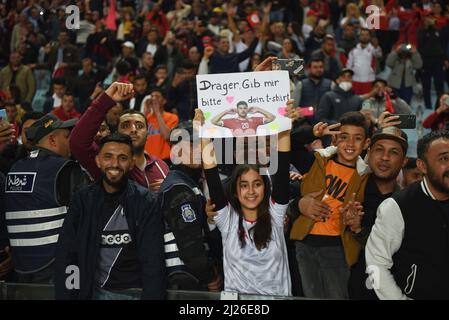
[[55, 133, 166, 300], [316, 68, 363, 123], [417, 14, 449, 109], [201, 34, 259, 74]]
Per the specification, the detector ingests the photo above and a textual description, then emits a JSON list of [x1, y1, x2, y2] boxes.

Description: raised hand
[[105, 82, 134, 102], [313, 122, 341, 137], [377, 111, 401, 129], [285, 100, 302, 122], [206, 198, 217, 224], [203, 46, 214, 59], [254, 56, 277, 72]]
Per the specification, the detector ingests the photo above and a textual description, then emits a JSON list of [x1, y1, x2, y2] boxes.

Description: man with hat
[[348, 126, 409, 299], [4, 114, 89, 283], [114, 41, 138, 74], [361, 78, 411, 124], [158, 120, 222, 291], [366, 130, 449, 299], [316, 68, 363, 124]]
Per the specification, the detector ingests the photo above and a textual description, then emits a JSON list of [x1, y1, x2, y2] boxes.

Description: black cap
[[338, 68, 354, 77], [170, 120, 198, 145], [373, 77, 388, 86], [370, 126, 408, 154], [26, 113, 78, 143]]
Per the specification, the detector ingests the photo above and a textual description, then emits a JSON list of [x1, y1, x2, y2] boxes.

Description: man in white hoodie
[[347, 28, 382, 95]]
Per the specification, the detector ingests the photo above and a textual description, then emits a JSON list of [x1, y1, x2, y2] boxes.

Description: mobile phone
[[298, 106, 315, 117], [0, 109, 9, 125], [272, 58, 305, 76], [386, 114, 416, 129]]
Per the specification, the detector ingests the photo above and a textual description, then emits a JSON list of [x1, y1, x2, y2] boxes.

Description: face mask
[[339, 81, 352, 92]]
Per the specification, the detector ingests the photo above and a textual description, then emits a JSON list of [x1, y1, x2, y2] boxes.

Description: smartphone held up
[[272, 58, 305, 77], [385, 114, 416, 129]]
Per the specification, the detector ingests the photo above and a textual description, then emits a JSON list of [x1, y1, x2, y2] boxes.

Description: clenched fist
[[105, 82, 134, 102]]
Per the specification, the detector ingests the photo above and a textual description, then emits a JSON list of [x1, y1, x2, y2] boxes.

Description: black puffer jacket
[[316, 85, 363, 123], [55, 180, 166, 300]]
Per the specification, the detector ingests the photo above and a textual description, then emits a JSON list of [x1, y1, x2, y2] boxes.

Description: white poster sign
[[196, 71, 292, 138]]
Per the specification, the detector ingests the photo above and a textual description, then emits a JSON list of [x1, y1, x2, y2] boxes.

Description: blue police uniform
[[159, 168, 212, 289], [5, 149, 73, 274]]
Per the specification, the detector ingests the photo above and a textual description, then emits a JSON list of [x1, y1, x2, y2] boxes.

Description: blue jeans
[[93, 287, 140, 300], [294, 241, 349, 299]]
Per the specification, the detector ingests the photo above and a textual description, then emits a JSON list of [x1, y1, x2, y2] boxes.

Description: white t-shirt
[[214, 199, 291, 296], [146, 43, 157, 57], [52, 93, 61, 108]]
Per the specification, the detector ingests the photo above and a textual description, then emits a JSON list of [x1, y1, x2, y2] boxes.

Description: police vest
[[5, 149, 72, 273], [159, 170, 210, 285], [299, 78, 332, 110], [392, 181, 449, 299]]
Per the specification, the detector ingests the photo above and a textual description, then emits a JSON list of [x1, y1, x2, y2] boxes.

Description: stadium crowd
[[0, 0, 449, 300]]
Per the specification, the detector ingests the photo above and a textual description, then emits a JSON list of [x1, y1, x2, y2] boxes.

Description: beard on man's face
[[427, 164, 449, 195], [101, 169, 129, 191]]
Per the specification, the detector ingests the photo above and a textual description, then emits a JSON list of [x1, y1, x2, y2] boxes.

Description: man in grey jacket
[[386, 44, 423, 105], [361, 78, 412, 123]]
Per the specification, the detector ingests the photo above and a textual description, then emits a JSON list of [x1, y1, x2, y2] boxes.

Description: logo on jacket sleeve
[[5, 173, 36, 193], [181, 204, 196, 223]]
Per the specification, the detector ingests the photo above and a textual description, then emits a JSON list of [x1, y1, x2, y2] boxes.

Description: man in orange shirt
[[144, 89, 178, 162]]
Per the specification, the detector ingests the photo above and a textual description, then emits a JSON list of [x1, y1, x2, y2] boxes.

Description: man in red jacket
[[70, 82, 169, 192]]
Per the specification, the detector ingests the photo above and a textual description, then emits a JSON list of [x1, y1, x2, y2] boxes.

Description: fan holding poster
[[196, 71, 292, 138]]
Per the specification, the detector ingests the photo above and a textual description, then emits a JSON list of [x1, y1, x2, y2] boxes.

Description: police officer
[[159, 121, 222, 291], [4, 114, 89, 283]]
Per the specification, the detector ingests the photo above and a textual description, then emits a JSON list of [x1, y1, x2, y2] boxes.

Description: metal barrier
[[0, 281, 306, 300]]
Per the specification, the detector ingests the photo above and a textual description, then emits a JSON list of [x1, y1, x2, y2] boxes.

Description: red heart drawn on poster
[[226, 96, 234, 104]]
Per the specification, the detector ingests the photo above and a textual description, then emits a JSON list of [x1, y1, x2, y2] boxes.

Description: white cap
[[122, 41, 135, 49]]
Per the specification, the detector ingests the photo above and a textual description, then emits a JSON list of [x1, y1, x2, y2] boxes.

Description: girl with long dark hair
[[197, 109, 292, 296]]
